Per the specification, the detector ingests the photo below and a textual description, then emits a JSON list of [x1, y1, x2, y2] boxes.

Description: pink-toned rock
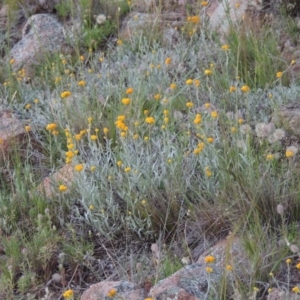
[[119, 12, 184, 41], [0, 4, 9, 18], [37, 164, 74, 198], [149, 236, 248, 299], [0, 109, 27, 159], [209, 0, 263, 36], [80, 280, 145, 300], [9, 14, 72, 76]]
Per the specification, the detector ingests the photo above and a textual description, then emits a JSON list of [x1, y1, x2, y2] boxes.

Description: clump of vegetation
[[1, 0, 300, 299]]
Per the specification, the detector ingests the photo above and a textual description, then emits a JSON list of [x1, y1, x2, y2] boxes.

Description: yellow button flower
[[61, 91, 72, 98], [121, 98, 131, 105], [241, 85, 250, 93], [59, 185, 68, 192], [74, 164, 84, 172], [145, 117, 155, 124]]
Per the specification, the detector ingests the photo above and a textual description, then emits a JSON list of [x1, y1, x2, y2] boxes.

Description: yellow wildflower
[[194, 114, 202, 124], [124, 167, 131, 172], [78, 80, 86, 87], [170, 83, 177, 89], [154, 94, 161, 100], [186, 79, 193, 85], [25, 103, 31, 110], [145, 117, 155, 124], [186, 102, 194, 108], [91, 135, 97, 141], [205, 167, 212, 177], [207, 137, 214, 143], [117, 39, 123, 45], [103, 127, 109, 135], [276, 72, 283, 78], [241, 85, 250, 93], [165, 57, 172, 65], [25, 125, 31, 132], [226, 265, 233, 271], [59, 185, 68, 192], [66, 151, 75, 159], [266, 154, 274, 161], [286, 146, 298, 158], [9, 58, 15, 65], [204, 69, 212, 76], [122, 98, 131, 105], [74, 164, 84, 172], [211, 111, 218, 118], [63, 289, 74, 299], [193, 79, 200, 87], [90, 166, 96, 172], [222, 44, 230, 51], [229, 86, 236, 92], [201, 1, 209, 6], [204, 255, 215, 263], [286, 258, 292, 264], [205, 267, 213, 273], [293, 286, 300, 293], [46, 123, 57, 131], [89, 205, 94, 210], [126, 87, 134, 94], [107, 288, 117, 297], [187, 16, 200, 24], [61, 91, 72, 98]]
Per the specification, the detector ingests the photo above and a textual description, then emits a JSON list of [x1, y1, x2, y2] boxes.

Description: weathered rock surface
[[9, 14, 71, 76], [149, 236, 248, 299], [119, 12, 184, 40], [275, 103, 300, 137], [37, 164, 74, 198], [0, 109, 28, 159], [209, 0, 263, 35], [80, 236, 250, 300], [80, 280, 144, 300]]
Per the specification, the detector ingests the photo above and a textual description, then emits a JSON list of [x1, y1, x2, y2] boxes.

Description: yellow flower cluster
[[187, 16, 200, 24], [62, 289, 74, 299], [241, 85, 250, 93], [165, 57, 172, 65], [46, 123, 59, 135], [115, 115, 128, 136], [65, 129, 80, 163], [59, 184, 68, 192], [194, 114, 202, 125], [61, 90, 72, 98], [193, 142, 205, 155], [126, 87, 134, 94], [145, 116, 155, 124], [204, 255, 215, 263], [78, 80, 86, 87], [122, 98, 131, 105], [107, 288, 117, 297], [205, 166, 212, 177]]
